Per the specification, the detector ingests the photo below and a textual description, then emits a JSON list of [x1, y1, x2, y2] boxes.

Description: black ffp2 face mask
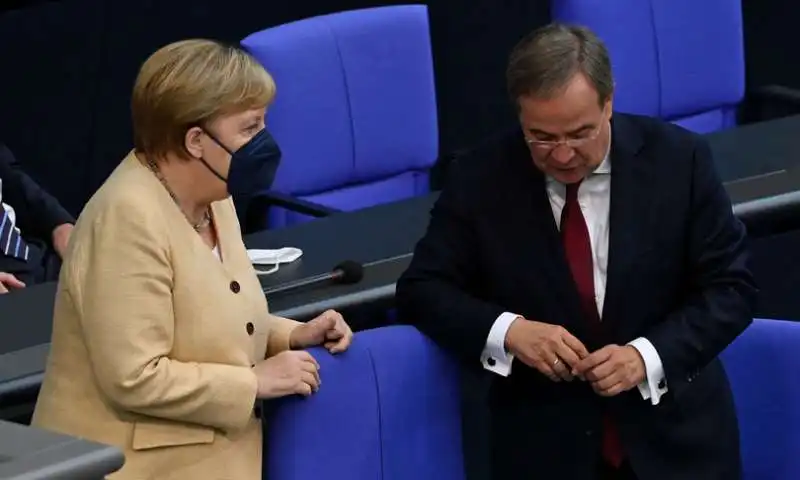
[[199, 128, 282, 199]]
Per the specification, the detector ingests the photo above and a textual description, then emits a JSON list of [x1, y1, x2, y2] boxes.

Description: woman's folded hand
[[252, 350, 321, 398], [289, 309, 353, 353]]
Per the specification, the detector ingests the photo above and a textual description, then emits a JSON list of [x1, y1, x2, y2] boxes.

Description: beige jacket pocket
[[131, 419, 215, 451]]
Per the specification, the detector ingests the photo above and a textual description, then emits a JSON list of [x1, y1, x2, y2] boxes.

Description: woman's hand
[[289, 310, 353, 353], [252, 350, 320, 398]]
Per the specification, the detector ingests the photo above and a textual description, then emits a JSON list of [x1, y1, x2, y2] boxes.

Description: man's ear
[[184, 126, 205, 159]]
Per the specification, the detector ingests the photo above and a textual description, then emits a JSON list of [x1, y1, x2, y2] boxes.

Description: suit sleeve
[[70, 197, 258, 434], [0, 143, 74, 241], [645, 138, 757, 385], [396, 163, 506, 362]]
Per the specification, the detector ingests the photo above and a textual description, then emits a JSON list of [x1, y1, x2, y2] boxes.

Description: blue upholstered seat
[[722, 318, 800, 479], [241, 6, 438, 228], [265, 326, 465, 480], [552, 0, 745, 133]]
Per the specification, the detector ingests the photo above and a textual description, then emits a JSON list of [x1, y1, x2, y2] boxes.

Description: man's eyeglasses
[[525, 121, 604, 151]]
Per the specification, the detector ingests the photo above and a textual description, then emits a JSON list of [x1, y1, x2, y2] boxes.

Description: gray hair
[[506, 23, 614, 107]]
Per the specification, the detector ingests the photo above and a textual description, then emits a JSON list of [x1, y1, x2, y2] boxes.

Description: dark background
[[0, 0, 549, 215], [0, 0, 795, 216]]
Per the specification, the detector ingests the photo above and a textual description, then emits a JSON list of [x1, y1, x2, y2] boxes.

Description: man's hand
[[51, 223, 73, 258], [0, 272, 25, 294], [572, 344, 646, 397], [505, 317, 590, 382], [289, 309, 353, 353]]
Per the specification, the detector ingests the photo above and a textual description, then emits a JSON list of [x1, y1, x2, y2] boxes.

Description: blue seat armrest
[[244, 190, 342, 233], [744, 84, 800, 122]]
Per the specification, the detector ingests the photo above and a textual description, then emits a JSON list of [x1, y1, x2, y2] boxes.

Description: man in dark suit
[[0, 141, 74, 293], [396, 24, 757, 480]]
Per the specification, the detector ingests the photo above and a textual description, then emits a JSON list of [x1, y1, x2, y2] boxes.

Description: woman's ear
[[184, 126, 205, 159]]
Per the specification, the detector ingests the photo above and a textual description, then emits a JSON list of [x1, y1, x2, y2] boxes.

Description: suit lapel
[[211, 200, 243, 276], [506, 136, 589, 336], [601, 115, 652, 330]]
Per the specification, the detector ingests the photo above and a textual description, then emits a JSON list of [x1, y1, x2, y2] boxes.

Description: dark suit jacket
[[396, 113, 758, 480], [0, 142, 74, 277]]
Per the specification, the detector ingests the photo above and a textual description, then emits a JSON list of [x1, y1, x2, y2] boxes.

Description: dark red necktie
[[561, 181, 624, 468]]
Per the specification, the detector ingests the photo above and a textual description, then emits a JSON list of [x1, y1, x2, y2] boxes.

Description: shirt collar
[[592, 129, 613, 174], [593, 152, 611, 174]]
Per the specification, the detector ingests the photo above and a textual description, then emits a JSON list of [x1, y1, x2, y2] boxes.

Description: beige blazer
[[32, 152, 300, 480]]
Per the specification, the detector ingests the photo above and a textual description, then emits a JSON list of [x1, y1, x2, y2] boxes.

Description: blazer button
[[246, 322, 255, 335], [658, 379, 666, 390], [486, 357, 496, 367], [230, 281, 240, 293]]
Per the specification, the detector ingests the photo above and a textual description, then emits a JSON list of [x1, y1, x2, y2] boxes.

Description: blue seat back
[[721, 319, 800, 479], [242, 6, 438, 227], [266, 326, 465, 480], [552, 0, 745, 133]]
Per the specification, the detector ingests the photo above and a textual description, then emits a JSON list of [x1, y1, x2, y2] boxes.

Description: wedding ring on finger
[[553, 358, 561, 367]]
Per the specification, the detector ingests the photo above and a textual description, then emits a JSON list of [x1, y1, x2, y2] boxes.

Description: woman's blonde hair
[[131, 39, 276, 158]]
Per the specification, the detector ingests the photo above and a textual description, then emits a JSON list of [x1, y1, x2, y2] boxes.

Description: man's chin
[[550, 168, 586, 184]]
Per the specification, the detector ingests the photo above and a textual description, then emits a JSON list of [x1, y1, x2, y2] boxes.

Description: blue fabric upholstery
[[242, 6, 438, 228], [266, 325, 465, 480], [551, 0, 745, 133], [721, 319, 800, 479]]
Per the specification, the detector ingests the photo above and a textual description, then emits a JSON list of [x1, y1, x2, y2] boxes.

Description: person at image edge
[[31, 39, 354, 480]]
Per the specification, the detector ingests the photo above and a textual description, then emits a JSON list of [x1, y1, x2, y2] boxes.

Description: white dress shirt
[[479, 155, 668, 405]]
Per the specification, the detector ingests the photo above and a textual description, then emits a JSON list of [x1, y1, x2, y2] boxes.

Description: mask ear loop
[[255, 263, 279, 276], [197, 128, 234, 183]]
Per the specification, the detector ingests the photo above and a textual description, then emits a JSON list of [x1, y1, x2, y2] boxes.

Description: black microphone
[[262, 260, 364, 296]]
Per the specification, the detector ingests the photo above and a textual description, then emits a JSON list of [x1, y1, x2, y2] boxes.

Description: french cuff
[[480, 312, 519, 377], [628, 337, 668, 406]]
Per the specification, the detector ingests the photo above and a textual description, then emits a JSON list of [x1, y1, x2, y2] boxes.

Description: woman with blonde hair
[[31, 39, 353, 480]]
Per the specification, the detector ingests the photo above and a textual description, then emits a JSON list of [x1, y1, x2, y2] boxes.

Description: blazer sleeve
[[396, 163, 506, 362], [69, 195, 258, 434], [267, 315, 302, 356], [645, 137, 758, 385], [0, 143, 74, 241]]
